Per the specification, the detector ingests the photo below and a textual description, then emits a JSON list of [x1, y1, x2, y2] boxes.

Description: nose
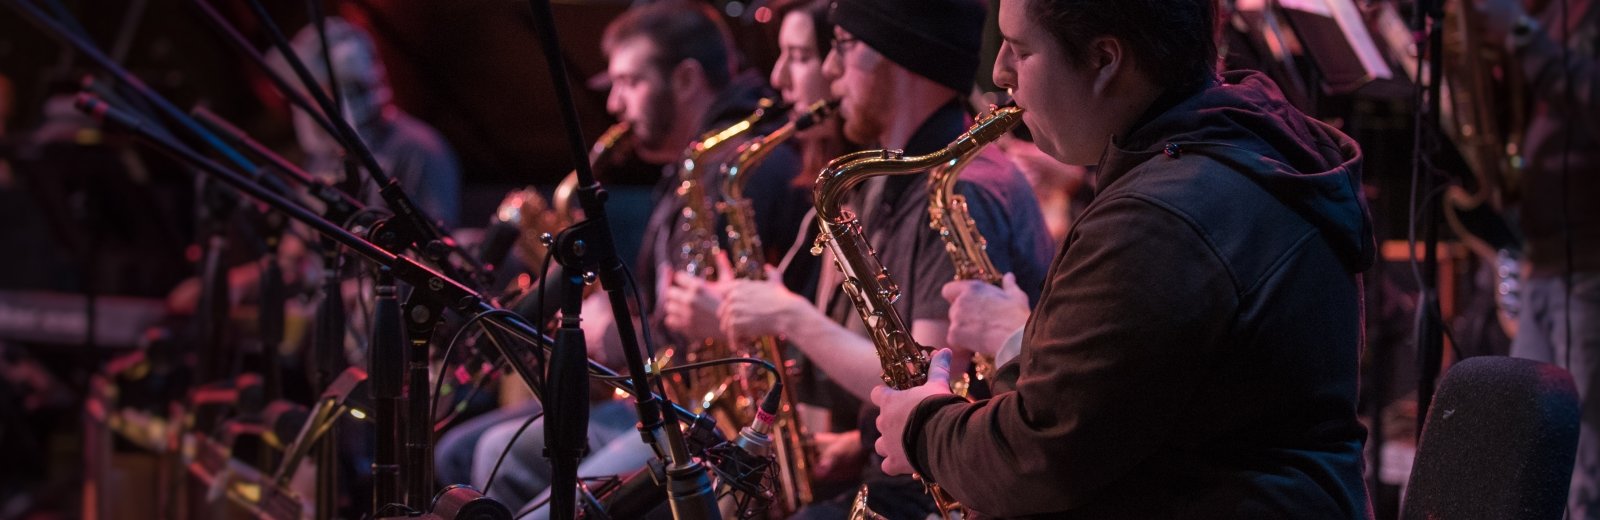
[[822, 47, 842, 82], [771, 56, 790, 93], [992, 42, 1017, 91], [605, 86, 623, 117]]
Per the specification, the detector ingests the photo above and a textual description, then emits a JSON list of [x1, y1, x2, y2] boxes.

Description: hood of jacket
[[1099, 70, 1375, 272]]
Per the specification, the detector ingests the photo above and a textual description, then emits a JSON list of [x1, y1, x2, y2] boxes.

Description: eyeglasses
[[833, 34, 861, 52]]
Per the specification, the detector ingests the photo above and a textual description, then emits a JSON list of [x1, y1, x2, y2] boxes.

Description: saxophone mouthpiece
[[759, 97, 794, 121], [793, 99, 842, 132], [965, 104, 1025, 146]]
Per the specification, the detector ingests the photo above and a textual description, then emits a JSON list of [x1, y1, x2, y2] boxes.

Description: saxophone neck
[[725, 125, 794, 202], [814, 147, 957, 223], [726, 99, 838, 201], [685, 98, 783, 171], [590, 121, 632, 162], [814, 106, 1020, 224]]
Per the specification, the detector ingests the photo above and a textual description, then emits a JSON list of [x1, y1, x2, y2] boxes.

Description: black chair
[[1402, 356, 1580, 520]]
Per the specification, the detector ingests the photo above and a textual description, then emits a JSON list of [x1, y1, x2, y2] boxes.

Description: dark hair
[[603, 0, 737, 90], [768, 0, 834, 58], [1025, 0, 1220, 93]]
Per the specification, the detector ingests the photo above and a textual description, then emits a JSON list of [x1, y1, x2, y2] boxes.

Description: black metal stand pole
[[370, 269, 405, 515], [545, 266, 591, 520], [515, 2, 704, 516], [1413, 0, 1448, 431]]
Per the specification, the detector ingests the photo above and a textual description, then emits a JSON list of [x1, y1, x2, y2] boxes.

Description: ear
[[1088, 36, 1126, 97], [671, 59, 709, 102]]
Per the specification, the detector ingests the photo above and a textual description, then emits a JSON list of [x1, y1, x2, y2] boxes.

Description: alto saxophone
[[663, 99, 783, 419], [812, 106, 1021, 520], [926, 105, 1023, 382], [720, 99, 839, 514]]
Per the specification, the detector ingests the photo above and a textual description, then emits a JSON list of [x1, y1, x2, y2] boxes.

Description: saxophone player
[[709, 0, 1054, 515], [874, 0, 1375, 517], [435, 1, 815, 513]]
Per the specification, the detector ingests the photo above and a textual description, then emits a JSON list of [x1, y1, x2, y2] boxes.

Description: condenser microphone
[[704, 384, 782, 518]]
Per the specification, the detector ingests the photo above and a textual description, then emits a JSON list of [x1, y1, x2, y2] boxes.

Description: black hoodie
[[905, 71, 1375, 519]]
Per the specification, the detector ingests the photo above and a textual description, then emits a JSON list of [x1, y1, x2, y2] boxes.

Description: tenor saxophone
[[663, 99, 783, 420], [720, 99, 838, 514], [813, 106, 1021, 519], [926, 105, 1023, 381]]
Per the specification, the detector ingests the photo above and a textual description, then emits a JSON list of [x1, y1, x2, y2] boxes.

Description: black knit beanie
[[831, 0, 986, 94]]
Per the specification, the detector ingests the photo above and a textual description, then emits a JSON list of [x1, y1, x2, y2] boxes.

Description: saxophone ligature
[[812, 104, 1022, 519], [720, 99, 839, 514]]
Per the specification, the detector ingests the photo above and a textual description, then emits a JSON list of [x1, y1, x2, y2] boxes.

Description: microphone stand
[[72, 88, 730, 517], [194, 175, 238, 430], [314, 236, 344, 520], [518, 0, 709, 518], [1411, 0, 1447, 430], [11, 6, 736, 519], [186, 0, 342, 143], [370, 268, 405, 512], [260, 211, 286, 407], [224, 4, 494, 506], [192, 107, 363, 225], [235, 0, 490, 291]]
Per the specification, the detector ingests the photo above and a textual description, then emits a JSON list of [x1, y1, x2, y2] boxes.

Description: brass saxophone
[[493, 122, 633, 275], [720, 99, 838, 514], [813, 106, 1021, 519], [927, 105, 1023, 382], [662, 99, 782, 418]]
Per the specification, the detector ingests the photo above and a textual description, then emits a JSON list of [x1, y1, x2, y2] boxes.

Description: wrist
[[778, 298, 815, 338]]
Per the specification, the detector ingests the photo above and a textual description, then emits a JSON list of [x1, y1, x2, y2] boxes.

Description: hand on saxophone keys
[[662, 252, 734, 341], [717, 266, 813, 343], [942, 272, 1031, 360], [870, 348, 956, 476]]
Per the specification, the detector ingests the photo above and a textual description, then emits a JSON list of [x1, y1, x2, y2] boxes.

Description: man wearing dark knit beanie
[[717, 0, 1053, 517], [826, 0, 988, 147]]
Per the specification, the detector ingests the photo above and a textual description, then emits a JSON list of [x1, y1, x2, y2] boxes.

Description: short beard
[[839, 62, 891, 147], [840, 98, 882, 147], [636, 85, 680, 155]]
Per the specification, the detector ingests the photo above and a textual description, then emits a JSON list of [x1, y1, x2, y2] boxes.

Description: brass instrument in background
[[1439, 0, 1527, 336], [812, 105, 1021, 520], [926, 105, 1023, 383], [660, 99, 782, 428], [1372, 0, 1526, 336], [846, 486, 887, 520], [492, 122, 633, 276], [720, 99, 839, 514]]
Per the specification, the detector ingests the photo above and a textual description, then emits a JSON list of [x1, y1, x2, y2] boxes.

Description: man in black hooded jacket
[[871, 0, 1376, 518]]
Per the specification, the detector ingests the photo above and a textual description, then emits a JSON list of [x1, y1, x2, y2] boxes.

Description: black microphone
[[594, 464, 670, 519], [665, 457, 719, 520], [606, 384, 783, 520], [417, 485, 512, 520]]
